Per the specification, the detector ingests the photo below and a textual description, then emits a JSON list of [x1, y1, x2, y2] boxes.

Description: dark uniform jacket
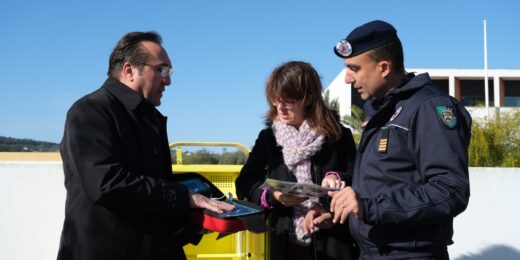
[[57, 78, 199, 260], [236, 125, 359, 260], [351, 73, 472, 259]]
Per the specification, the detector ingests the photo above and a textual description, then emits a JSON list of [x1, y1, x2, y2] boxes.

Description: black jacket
[[236, 125, 359, 260], [58, 78, 199, 260], [351, 73, 472, 259]]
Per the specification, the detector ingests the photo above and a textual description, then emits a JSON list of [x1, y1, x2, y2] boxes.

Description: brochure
[[261, 178, 339, 198]]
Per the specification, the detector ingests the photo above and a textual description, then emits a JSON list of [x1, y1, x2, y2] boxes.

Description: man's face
[[134, 41, 172, 106], [344, 52, 387, 101]]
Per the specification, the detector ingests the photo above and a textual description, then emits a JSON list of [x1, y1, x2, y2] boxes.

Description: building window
[[504, 80, 520, 107], [460, 79, 494, 107]]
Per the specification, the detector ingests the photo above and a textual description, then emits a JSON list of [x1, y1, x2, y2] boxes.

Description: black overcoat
[[57, 78, 198, 260]]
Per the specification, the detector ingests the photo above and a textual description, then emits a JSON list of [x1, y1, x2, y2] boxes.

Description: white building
[[326, 68, 520, 118]]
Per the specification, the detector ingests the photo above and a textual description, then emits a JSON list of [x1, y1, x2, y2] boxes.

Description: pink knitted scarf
[[272, 119, 325, 244]]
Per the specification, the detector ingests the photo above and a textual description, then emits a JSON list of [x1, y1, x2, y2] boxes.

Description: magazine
[[261, 178, 339, 198]]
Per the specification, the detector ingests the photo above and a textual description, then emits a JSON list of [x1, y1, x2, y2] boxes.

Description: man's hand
[[329, 186, 363, 224], [321, 173, 346, 190], [303, 205, 334, 237], [189, 192, 235, 214], [272, 191, 308, 207]]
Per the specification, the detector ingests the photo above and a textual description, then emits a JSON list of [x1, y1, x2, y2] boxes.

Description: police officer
[[328, 20, 472, 259]]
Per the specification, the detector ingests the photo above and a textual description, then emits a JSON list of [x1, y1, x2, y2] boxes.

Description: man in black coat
[[57, 31, 233, 260]]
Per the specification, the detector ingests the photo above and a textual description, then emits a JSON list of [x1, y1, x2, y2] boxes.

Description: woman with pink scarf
[[235, 61, 358, 260]]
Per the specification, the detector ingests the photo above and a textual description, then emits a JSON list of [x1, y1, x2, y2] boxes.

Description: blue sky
[[1, 0, 519, 148]]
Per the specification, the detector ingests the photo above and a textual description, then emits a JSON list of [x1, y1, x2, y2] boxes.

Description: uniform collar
[[370, 73, 432, 110]]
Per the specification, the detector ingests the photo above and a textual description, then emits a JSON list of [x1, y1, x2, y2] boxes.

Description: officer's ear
[[379, 61, 391, 78]]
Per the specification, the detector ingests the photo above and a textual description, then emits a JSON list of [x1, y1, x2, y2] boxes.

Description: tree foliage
[[342, 105, 364, 144], [469, 111, 520, 167], [323, 91, 363, 143], [0, 136, 59, 152], [171, 148, 247, 165], [323, 90, 340, 115]]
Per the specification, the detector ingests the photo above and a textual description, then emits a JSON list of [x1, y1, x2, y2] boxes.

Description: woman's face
[[273, 98, 307, 128]]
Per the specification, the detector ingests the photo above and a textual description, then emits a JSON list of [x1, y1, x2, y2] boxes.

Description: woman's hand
[[303, 205, 334, 237], [272, 191, 308, 207], [321, 172, 346, 190]]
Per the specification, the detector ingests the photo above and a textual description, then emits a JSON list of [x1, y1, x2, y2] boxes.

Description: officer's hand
[[272, 191, 308, 207], [321, 173, 346, 190], [189, 192, 235, 214], [329, 186, 363, 224], [303, 205, 334, 236]]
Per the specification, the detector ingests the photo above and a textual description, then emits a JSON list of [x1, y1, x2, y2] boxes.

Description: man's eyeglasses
[[272, 98, 299, 109], [142, 63, 173, 78]]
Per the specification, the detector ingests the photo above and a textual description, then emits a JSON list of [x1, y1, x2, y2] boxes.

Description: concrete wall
[[451, 168, 520, 259], [1, 162, 519, 259], [0, 162, 65, 260]]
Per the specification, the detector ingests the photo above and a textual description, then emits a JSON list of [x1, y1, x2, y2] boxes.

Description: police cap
[[334, 20, 399, 58]]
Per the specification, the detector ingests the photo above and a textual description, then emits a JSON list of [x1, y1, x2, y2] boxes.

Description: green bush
[[171, 148, 247, 165], [342, 105, 364, 144], [469, 110, 520, 167]]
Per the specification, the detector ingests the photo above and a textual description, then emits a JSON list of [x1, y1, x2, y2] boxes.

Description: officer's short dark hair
[[107, 31, 162, 78], [368, 40, 405, 75]]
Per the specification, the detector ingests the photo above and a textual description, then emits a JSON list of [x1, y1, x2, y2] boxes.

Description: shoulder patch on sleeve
[[436, 106, 457, 129]]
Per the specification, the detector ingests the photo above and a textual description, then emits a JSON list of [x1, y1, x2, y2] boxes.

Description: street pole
[[483, 19, 490, 118]]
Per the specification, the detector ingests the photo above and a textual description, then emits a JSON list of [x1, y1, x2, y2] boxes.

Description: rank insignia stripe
[[378, 139, 388, 153], [378, 127, 390, 153]]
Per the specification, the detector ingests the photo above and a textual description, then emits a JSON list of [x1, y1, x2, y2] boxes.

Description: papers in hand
[[261, 178, 339, 198]]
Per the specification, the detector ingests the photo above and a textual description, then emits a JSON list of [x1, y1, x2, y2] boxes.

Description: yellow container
[[170, 142, 266, 260]]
